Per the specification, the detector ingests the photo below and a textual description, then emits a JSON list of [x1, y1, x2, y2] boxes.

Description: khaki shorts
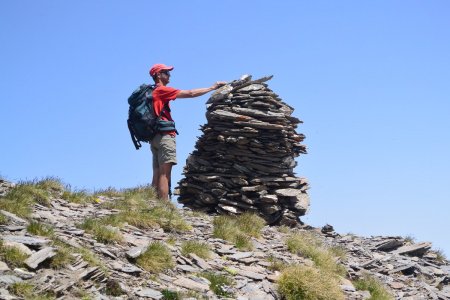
[[151, 134, 177, 166]]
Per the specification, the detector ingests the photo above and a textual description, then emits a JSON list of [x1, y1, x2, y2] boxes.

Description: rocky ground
[[1, 179, 449, 300]]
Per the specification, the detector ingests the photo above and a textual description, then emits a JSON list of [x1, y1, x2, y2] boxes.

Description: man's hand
[[212, 81, 227, 90]]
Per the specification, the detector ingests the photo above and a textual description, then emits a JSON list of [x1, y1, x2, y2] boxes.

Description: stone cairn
[[177, 75, 309, 226]]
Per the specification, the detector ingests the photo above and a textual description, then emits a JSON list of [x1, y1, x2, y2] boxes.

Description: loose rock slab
[[24, 247, 56, 269]]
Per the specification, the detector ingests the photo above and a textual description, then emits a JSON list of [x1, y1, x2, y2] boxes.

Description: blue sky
[[1, 1, 449, 255]]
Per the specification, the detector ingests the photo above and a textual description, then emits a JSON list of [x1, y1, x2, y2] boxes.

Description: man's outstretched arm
[[176, 81, 227, 98]]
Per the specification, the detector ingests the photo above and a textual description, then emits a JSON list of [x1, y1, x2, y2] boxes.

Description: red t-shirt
[[152, 85, 180, 136]]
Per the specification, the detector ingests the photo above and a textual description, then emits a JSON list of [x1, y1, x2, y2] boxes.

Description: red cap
[[149, 63, 174, 76]]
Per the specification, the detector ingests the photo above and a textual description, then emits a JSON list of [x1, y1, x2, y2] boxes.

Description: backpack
[[127, 84, 177, 150]]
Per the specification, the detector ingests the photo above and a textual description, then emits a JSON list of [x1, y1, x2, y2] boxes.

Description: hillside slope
[[1, 178, 449, 300]]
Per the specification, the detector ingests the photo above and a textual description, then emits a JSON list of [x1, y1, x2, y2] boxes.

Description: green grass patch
[[329, 245, 347, 262], [27, 221, 54, 237], [0, 213, 7, 225], [278, 225, 291, 234], [8, 282, 34, 298], [278, 265, 345, 300], [267, 255, 288, 271], [354, 273, 394, 300], [200, 272, 234, 297], [8, 282, 55, 300], [0, 240, 28, 268], [166, 235, 177, 246], [140, 202, 191, 232], [34, 177, 65, 195], [136, 241, 174, 273], [100, 188, 190, 232], [77, 248, 108, 274], [0, 182, 50, 217], [161, 289, 181, 300], [79, 218, 123, 244], [93, 187, 122, 198], [286, 231, 346, 276], [50, 244, 75, 269], [181, 240, 211, 259], [105, 279, 124, 296], [62, 190, 97, 204], [213, 213, 265, 250]]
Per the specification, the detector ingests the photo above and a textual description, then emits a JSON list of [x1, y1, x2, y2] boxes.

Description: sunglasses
[[160, 70, 171, 76]]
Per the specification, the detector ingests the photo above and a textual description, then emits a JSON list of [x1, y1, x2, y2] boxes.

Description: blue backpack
[[127, 84, 176, 150]]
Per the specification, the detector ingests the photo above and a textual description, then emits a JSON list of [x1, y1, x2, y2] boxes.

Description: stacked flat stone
[[176, 75, 309, 226]]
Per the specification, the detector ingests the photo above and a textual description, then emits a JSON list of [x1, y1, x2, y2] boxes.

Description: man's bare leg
[[152, 165, 159, 190], [158, 162, 172, 201]]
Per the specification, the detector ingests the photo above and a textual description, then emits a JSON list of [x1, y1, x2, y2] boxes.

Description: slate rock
[[2, 236, 50, 248], [135, 288, 163, 299], [0, 275, 22, 284], [24, 247, 56, 269]]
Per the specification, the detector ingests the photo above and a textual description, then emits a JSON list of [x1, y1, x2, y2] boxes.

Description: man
[[149, 63, 226, 200]]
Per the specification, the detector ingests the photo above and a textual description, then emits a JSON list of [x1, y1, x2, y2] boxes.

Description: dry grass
[[278, 265, 345, 300], [278, 225, 291, 234], [434, 249, 448, 264]]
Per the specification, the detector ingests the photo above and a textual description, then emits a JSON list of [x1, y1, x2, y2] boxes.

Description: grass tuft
[[161, 289, 181, 300], [181, 240, 211, 259], [27, 221, 54, 237], [0, 240, 28, 268], [286, 231, 346, 276], [213, 213, 265, 250], [105, 279, 124, 296], [278, 265, 345, 300], [8, 281, 55, 300], [0, 213, 7, 225], [8, 282, 35, 298], [200, 272, 234, 297], [62, 190, 96, 204], [101, 189, 190, 232], [278, 225, 291, 234], [267, 255, 288, 271], [236, 212, 266, 237], [93, 187, 122, 198], [354, 273, 394, 300], [34, 177, 66, 195], [136, 241, 174, 273], [51, 245, 75, 269], [434, 249, 448, 263], [77, 248, 108, 274], [0, 183, 49, 217], [79, 218, 123, 244]]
